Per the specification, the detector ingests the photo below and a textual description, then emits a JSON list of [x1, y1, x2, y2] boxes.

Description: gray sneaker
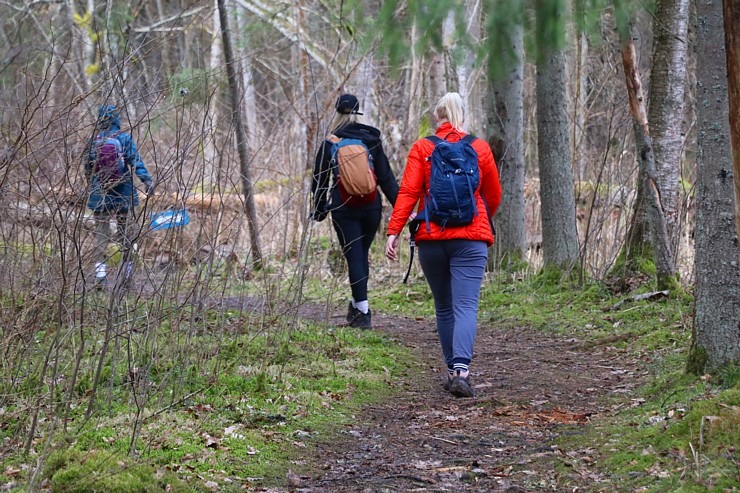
[[448, 371, 475, 398]]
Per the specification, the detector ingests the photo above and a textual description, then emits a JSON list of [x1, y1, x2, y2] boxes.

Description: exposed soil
[[250, 301, 645, 493]]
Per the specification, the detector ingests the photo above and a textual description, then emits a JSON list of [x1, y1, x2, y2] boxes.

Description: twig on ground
[[609, 290, 670, 310]]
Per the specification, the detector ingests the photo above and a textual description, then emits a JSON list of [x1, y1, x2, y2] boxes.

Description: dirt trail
[[250, 302, 643, 493]]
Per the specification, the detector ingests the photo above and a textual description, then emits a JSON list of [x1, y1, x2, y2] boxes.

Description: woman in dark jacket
[[311, 94, 399, 329]]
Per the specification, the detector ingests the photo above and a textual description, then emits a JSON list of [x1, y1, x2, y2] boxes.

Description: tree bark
[[688, 0, 740, 373], [457, 1, 482, 131], [535, 0, 580, 271], [403, 22, 422, 161], [648, 0, 690, 252], [217, 0, 263, 270], [621, 34, 677, 291], [489, 23, 526, 266], [723, 0, 740, 250]]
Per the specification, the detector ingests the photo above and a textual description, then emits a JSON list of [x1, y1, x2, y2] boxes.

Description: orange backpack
[[328, 134, 377, 206]]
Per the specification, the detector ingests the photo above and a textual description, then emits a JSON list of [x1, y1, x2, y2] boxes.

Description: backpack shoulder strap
[[425, 135, 443, 145], [462, 134, 476, 143]]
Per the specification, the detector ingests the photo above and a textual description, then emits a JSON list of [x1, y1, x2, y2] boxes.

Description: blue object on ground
[[150, 209, 190, 231]]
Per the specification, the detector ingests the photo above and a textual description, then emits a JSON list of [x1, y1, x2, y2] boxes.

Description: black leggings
[[331, 207, 382, 302]]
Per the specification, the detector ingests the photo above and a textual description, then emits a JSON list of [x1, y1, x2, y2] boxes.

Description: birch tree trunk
[[348, 0, 382, 127], [235, 6, 259, 155], [535, 0, 580, 271], [621, 33, 677, 291], [427, 12, 456, 109], [63, 0, 89, 94], [203, 0, 221, 187], [458, 0, 482, 132], [294, 0, 311, 165], [351, 57, 376, 122], [687, 0, 740, 373], [489, 24, 526, 266], [403, 22, 423, 159], [648, 0, 690, 253], [217, 0, 263, 270]]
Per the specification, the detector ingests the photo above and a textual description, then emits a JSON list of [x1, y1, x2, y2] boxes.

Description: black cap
[[335, 94, 363, 115]]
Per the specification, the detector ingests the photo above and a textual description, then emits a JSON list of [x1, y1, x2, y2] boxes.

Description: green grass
[[485, 276, 739, 493], [0, 302, 416, 492], [558, 378, 739, 492], [1, 242, 737, 493]]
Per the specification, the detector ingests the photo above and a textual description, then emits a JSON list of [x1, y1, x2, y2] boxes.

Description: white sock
[[350, 298, 357, 308], [95, 262, 107, 278], [355, 300, 369, 314], [453, 363, 470, 378]]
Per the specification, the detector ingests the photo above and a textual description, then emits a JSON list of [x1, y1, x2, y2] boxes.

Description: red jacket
[[387, 122, 502, 245]]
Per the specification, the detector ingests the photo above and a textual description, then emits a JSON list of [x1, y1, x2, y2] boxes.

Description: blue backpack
[[417, 134, 480, 230], [92, 132, 126, 190]]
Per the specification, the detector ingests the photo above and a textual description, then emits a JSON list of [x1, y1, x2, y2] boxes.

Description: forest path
[[245, 301, 644, 493]]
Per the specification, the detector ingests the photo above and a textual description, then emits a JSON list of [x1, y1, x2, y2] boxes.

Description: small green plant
[[42, 448, 189, 493]]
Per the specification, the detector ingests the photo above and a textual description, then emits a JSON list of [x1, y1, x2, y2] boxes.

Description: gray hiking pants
[[417, 239, 488, 369], [93, 209, 133, 265]]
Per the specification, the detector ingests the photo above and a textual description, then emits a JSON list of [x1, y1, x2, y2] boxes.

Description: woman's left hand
[[385, 235, 399, 261]]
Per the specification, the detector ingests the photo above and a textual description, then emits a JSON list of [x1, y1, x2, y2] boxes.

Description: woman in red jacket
[[385, 92, 502, 397]]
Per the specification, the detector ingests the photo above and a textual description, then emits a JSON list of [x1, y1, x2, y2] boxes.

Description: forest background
[[0, 0, 739, 491]]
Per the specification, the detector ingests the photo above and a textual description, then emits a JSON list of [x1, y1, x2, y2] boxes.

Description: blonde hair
[[331, 112, 360, 132], [433, 92, 465, 130]]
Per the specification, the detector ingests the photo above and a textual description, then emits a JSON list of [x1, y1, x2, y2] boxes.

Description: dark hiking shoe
[[448, 371, 475, 398], [346, 302, 362, 324], [349, 309, 372, 329], [443, 375, 453, 391]]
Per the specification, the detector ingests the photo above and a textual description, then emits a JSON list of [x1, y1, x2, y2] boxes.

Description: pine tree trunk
[[489, 24, 526, 266], [688, 0, 740, 373], [535, 2, 580, 271], [723, 0, 740, 249]]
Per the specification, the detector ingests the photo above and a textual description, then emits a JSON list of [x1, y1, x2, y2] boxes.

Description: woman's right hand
[[385, 234, 399, 261]]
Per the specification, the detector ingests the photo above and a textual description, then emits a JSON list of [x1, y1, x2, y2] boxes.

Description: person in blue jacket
[[85, 104, 155, 287], [311, 94, 399, 329]]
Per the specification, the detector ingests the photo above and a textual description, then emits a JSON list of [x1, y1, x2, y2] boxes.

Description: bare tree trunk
[[458, 1, 482, 130], [350, 0, 378, 124], [621, 33, 677, 291], [204, 0, 221, 186], [648, 0, 690, 253], [535, 0, 580, 271], [489, 24, 526, 266], [404, 22, 423, 159], [687, 0, 740, 373], [217, 0, 263, 270], [428, 50, 447, 107], [63, 0, 89, 94], [154, 0, 173, 83], [573, 31, 588, 182], [235, 6, 259, 155], [351, 57, 376, 121], [724, 0, 740, 249]]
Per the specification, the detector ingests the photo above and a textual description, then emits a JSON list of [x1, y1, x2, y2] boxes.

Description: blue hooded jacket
[[86, 105, 153, 212]]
